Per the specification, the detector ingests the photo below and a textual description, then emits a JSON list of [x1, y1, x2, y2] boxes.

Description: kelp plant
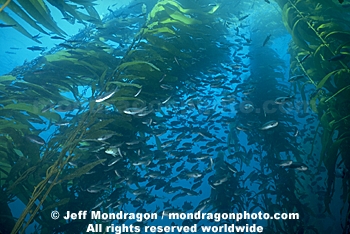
[[0, 0, 101, 42], [275, 0, 350, 232], [227, 5, 313, 232], [0, 0, 227, 233]]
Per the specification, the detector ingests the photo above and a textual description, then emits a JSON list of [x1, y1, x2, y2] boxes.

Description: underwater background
[[1, 0, 350, 233]]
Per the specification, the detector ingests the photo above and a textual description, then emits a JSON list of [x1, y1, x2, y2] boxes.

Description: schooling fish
[[134, 87, 142, 97], [262, 34, 271, 46], [105, 147, 119, 156], [123, 106, 147, 115], [278, 160, 293, 167], [0, 23, 16, 27], [286, 162, 308, 171], [328, 53, 347, 61], [239, 14, 250, 21], [300, 53, 311, 63], [27, 46, 46, 51], [26, 134, 45, 145], [259, 120, 278, 130], [95, 88, 118, 103], [275, 95, 295, 104], [51, 36, 66, 40], [288, 75, 305, 82]]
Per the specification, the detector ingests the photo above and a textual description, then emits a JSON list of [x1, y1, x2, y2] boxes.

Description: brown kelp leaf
[[59, 159, 106, 182]]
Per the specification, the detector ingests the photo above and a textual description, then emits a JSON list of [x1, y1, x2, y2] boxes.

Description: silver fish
[[26, 134, 45, 145], [160, 84, 173, 90], [212, 176, 228, 186], [138, 108, 153, 117], [288, 75, 304, 82], [225, 161, 237, 173], [259, 120, 278, 130], [95, 88, 118, 103], [97, 134, 115, 141], [162, 95, 172, 104], [108, 157, 122, 166], [186, 172, 202, 178], [295, 165, 308, 171], [105, 147, 118, 156], [293, 127, 299, 137], [132, 159, 151, 166], [123, 106, 147, 115], [278, 160, 293, 167], [134, 87, 142, 97], [244, 103, 254, 110], [275, 95, 294, 104]]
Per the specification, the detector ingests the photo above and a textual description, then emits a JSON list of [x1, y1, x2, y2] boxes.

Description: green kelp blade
[[0, 75, 16, 84], [323, 139, 342, 213], [11, 183, 31, 210], [320, 111, 332, 131], [299, 81, 311, 104], [283, 5, 310, 51], [0, 161, 11, 177], [46, 0, 82, 21], [18, 81, 61, 99], [13, 149, 24, 157], [319, 127, 332, 167], [45, 78, 80, 100], [98, 68, 108, 87], [84, 5, 101, 22], [0, 119, 28, 131], [291, 25, 311, 52], [5, 157, 29, 184], [324, 85, 350, 103], [143, 26, 176, 36], [341, 137, 350, 203], [335, 40, 350, 54], [314, 43, 328, 59], [41, 198, 70, 212], [44, 50, 76, 63], [325, 30, 350, 41], [317, 22, 341, 32], [18, 0, 65, 36], [6, 0, 48, 35], [149, 3, 166, 19], [84, 130, 121, 140], [108, 81, 142, 89], [162, 0, 211, 15], [75, 9, 99, 23], [108, 97, 145, 106], [163, 6, 202, 25], [0, 11, 41, 43], [4, 103, 61, 121], [291, 18, 304, 38], [85, 119, 115, 132], [144, 33, 189, 58], [118, 61, 161, 72], [317, 69, 349, 89], [282, 4, 293, 31], [127, 45, 165, 63], [59, 159, 106, 182], [342, 176, 348, 204]]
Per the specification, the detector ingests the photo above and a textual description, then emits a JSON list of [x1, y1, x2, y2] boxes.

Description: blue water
[[1, 0, 347, 233]]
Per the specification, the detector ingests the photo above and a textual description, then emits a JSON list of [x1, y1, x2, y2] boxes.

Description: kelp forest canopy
[[0, 0, 349, 233]]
